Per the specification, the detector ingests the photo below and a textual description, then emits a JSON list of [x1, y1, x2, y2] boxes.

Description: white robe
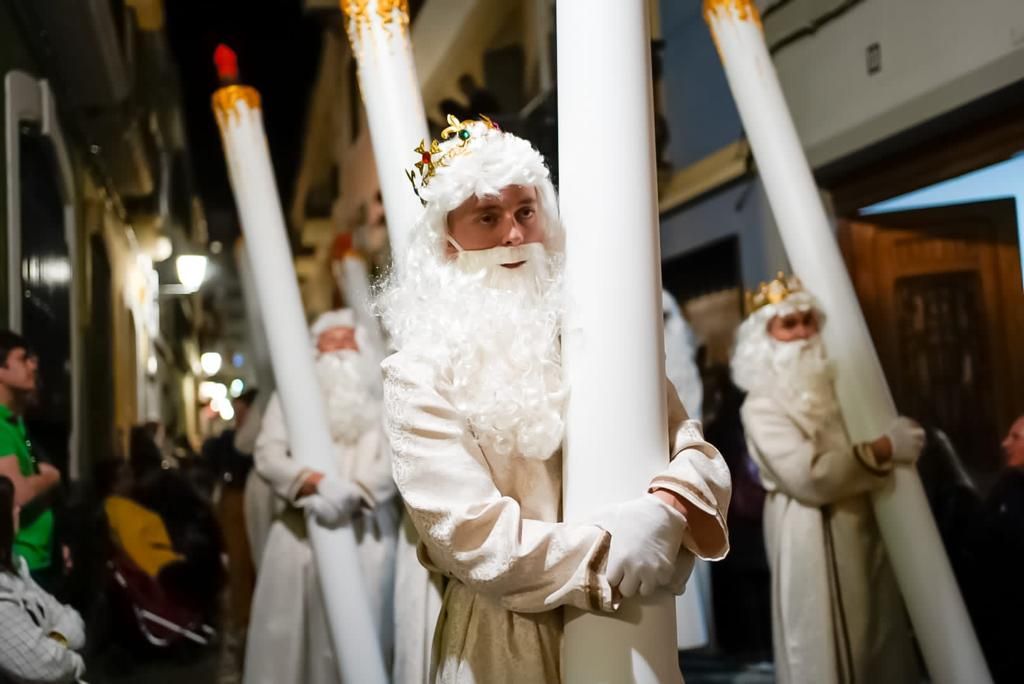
[[243, 470, 275, 572], [382, 351, 733, 684], [244, 393, 400, 684], [740, 390, 918, 684], [236, 404, 275, 571]]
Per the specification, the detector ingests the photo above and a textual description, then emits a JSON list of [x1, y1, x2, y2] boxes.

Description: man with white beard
[[731, 274, 923, 684], [378, 115, 732, 683], [243, 309, 399, 684]]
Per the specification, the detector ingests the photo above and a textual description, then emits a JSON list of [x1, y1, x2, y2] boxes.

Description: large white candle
[[558, 1, 681, 681], [213, 80, 387, 684], [704, 3, 990, 682], [341, 0, 430, 263]]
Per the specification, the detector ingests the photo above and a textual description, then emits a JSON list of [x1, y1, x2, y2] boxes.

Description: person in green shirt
[[0, 331, 59, 582]]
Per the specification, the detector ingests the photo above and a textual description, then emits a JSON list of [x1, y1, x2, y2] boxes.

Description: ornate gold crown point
[[405, 113, 502, 200], [745, 272, 805, 314]]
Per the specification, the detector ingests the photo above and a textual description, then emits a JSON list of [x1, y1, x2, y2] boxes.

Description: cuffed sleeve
[[0, 596, 84, 684], [44, 601, 85, 653], [650, 379, 732, 561]]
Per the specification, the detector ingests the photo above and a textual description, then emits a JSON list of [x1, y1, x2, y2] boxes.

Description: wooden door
[[839, 199, 1024, 477]]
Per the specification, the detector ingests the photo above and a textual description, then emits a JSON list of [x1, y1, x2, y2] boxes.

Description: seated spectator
[[102, 433, 225, 620], [103, 494, 183, 580], [92, 452, 223, 652], [0, 475, 86, 683], [128, 462, 224, 612]]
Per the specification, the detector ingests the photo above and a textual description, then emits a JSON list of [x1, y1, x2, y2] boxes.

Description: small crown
[[745, 272, 805, 314], [405, 113, 501, 205]]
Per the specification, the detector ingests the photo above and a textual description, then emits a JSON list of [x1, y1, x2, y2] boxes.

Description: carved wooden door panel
[[840, 199, 1024, 475]]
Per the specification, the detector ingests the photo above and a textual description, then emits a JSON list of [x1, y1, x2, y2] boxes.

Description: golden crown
[[405, 114, 501, 204], [745, 272, 806, 314]]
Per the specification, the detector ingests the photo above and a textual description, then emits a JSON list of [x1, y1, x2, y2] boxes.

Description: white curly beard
[[315, 350, 380, 445], [379, 241, 566, 461], [769, 337, 840, 424]]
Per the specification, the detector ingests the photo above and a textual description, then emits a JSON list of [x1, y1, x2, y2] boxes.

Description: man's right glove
[[301, 477, 363, 528], [302, 494, 346, 528], [317, 476, 363, 519], [886, 417, 926, 465], [590, 493, 688, 598]]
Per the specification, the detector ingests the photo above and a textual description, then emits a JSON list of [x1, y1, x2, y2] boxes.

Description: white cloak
[[740, 390, 918, 684], [244, 393, 400, 684], [382, 351, 732, 684]]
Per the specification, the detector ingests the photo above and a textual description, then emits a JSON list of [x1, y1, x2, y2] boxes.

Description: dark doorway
[[17, 125, 72, 474], [662, 236, 741, 305]]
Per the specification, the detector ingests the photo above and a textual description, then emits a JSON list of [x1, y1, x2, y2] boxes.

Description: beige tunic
[[244, 393, 400, 684], [393, 510, 445, 684], [740, 392, 918, 684], [382, 351, 732, 684]]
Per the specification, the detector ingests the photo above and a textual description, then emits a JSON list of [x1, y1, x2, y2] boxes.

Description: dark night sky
[[164, 0, 324, 243]]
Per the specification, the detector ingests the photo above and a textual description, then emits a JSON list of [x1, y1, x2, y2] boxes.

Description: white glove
[[886, 417, 925, 465], [302, 494, 347, 528], [590, 494, 688, 598], [317, 476, 363, 520], [300, 477, 363, 527]]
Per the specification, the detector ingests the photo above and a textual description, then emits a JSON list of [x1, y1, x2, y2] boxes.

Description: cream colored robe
[[244, 393, 400, 684], [393, 510, 445, 684], [382, 351, 732, 684], [740, 391, 918, 684]]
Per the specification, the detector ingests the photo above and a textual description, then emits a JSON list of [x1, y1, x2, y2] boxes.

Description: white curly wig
[[398, 120, 561, 275], [376, 120, 567, 461], [730, 290, 826, 393]]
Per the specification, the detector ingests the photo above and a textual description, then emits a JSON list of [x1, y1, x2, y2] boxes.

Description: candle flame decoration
[[210, 46, 261, 126], [213, 43, 239, 82]]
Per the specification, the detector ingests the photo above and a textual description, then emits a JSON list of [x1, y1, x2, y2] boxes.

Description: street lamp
[[200, 352, 223, 376], [175, 254, 208, 293]]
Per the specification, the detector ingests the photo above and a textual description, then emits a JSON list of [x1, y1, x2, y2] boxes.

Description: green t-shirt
[[0, 404, 53, 570]]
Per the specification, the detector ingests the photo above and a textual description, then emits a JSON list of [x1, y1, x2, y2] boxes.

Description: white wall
[[768, 0, 1024, 166]]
